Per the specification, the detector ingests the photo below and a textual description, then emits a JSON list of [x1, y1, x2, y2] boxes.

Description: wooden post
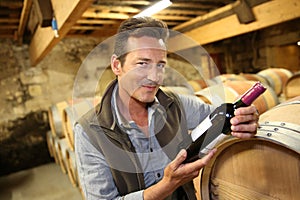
[[29, 0, 94, 66]]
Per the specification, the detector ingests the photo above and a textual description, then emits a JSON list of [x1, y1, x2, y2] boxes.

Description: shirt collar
[[111, 84, 162, 130]]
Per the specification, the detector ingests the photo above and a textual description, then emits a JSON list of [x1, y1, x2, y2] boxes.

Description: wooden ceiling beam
[[153, 15, 193, 21], [169, 0, 300, 51], [0, 18, 19, 23], [67, 28, 118, 38], [159, 9, 206, 16], [0, 1, 23, 8], [71, 26, 118, 30], [173, 0, 270, 32], [0, 34, 15, 38], [82, 10, 129, 19], [88, 5, 140, 13], [96, 1, 150, 6], [0, 25, 18, 29], [173, 1, 239, 32], [29, 0, 94, 66], [171, 2, 223, 10], [77, 19, 120, 25], [17, 0, 33, 44]]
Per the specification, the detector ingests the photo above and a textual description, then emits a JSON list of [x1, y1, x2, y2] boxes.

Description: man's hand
[[143, 149, 216, 200], [230, 104, 259, 139]]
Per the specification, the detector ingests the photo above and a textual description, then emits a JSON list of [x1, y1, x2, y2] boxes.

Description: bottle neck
[[233, 99, 247, 109], [234, 82, 266, 108]]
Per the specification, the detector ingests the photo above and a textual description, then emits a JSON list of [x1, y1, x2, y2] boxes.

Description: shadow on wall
[[0, 110, 53, 176]]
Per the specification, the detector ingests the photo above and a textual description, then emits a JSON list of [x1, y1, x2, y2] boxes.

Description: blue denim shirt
[[75, 85, 212, 200]]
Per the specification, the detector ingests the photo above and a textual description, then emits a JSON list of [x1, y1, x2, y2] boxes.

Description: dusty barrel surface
[[213, 74, 247, 83], [53, 137, 69, 174], [195, 80, 279, 114], [198, 97, 300, 200], [188, 79, 209, 92], [239, 73, 269, 86], [161, 86, 195, 95], [284, 72, 300, 100], [48, 101, 70, 138], [62, 98, 101, 151], [257, 68, 293, 95], [66, 148, 79, 187], [46, 131, 55, 158]]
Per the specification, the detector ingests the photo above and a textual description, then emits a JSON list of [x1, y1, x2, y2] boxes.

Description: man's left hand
[[230, 105, 259, 139]]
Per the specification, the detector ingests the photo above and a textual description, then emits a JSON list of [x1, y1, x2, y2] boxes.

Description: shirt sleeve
[[177, 94, 214, 130], [74, 124, 145, 200]]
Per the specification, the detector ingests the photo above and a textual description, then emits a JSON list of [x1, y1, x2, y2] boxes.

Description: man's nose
[[147, 65, 163, 82]]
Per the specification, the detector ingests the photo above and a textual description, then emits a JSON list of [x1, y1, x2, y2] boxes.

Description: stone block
[[25, 97, 51, 113], [28, 85, 43, 97], [13, 105, 26, 116], [20, 68, 48, 85]]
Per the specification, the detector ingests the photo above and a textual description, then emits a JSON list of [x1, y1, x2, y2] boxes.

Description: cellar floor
[[0, 163, 83, 200]]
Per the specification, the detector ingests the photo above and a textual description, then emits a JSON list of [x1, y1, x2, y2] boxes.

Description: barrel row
[[195, 80, 279, 115], [48, 98, 101, 150], [46, 97, 101, 199], [188, 67, 298, 99]]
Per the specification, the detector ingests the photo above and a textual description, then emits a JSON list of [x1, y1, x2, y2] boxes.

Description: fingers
[[230, 105, 259, 138], [231, 121, 258, 132], [169, 149, 187, 171], [231, 105, 259, 125], [163, 148, 217, 192], [170, 148, 216, 173], [234, 104, 257, 115], [181, 148, 217, 171], [193, 148, 217, 166]]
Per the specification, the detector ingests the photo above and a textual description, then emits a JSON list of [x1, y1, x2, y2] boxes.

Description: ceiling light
[[297, 41, 300, 46], [134, 0, 172, 18]]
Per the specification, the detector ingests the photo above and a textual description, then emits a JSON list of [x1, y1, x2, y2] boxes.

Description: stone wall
[[0, 37, 102, 175]]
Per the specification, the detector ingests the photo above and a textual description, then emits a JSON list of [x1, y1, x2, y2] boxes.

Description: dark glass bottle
[[184, 82, 266, 163]]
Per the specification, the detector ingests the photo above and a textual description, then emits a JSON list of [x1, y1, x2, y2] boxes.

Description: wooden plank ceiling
[[71, 0, 238, 37], [0, 0, 299, 66], [1, 0, 239, 40]]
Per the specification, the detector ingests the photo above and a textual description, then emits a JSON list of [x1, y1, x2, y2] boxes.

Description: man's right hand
[[143, 148, 217, 200]]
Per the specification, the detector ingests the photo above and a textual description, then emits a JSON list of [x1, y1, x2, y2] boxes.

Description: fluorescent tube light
[[134, 0, 172, 18]]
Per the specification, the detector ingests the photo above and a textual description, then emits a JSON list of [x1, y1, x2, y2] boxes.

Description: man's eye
[[137, 62, 148, 67], [157, 63, 165, 69]]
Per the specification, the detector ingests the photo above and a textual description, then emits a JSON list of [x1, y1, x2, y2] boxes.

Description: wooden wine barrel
[[162, 86, 194, 95], [212, 74, 247, 83], [62, 98, 101, 151], [48, 101, 69, 138], [66, 148, 79, 187], [257, 68, 293, 95], [198, 97, 300, 200], [195, 81, 279, 114], [283, 72, 300, 100], [259, 96, 300, 124], [188, 80, 209, 92], [47, 133, 60, 165], [239, 73, 269, 86], [46, 131, 54, 158], [53, 137, 69, 174]]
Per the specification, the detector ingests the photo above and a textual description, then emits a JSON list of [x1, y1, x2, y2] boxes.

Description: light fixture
[[297, 41, 300, 46], [134, 0, 172, 18]]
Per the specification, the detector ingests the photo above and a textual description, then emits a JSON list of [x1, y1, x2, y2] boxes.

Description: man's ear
[[111, 54, 121, 75]]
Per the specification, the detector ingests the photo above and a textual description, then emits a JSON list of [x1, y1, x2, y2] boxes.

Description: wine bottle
[[184, 82, 266, 163]]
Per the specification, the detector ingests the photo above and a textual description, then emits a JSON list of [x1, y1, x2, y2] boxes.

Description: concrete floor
[[0, 163, 83, 200]]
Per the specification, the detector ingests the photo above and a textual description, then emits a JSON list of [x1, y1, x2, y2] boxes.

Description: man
[[75, 17, 259, 200]]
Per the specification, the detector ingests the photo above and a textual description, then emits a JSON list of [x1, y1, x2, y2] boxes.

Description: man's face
[[115, 36, 167, 103]]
